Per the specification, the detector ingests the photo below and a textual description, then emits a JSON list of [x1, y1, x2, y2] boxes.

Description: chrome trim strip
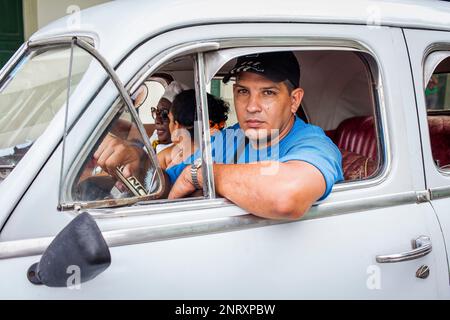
[[0, 191, 419, 260], [129, 42, 220, 95], [0, 237, 53, 260], [0, 43, 27, 82], [0, 165, 15, 170], [194, 52, 216, 199], [28, 36, 95, 49], [85, 197, 234, 219], [58, 39, 76, 206], [430, 186, 450, 200]]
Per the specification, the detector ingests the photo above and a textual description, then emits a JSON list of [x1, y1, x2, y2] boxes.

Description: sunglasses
[[151, 107, 170, 121]]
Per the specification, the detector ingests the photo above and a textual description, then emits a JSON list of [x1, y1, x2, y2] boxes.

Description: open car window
[[64, 53, 204, 210], [70, 103, 164, 204], [56, 39, 168, 210], [206, 48, 382, 185]]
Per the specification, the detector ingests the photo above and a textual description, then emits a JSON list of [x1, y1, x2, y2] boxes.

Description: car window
[[424, 55, 450, 172], [207, 49, 382, 184], [66, 55, 205, 209], [0, 45, 92, 183], [70, 104, 163, 204]]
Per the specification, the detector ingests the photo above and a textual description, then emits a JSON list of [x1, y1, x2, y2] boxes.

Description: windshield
[[0, 45, 92, 183]]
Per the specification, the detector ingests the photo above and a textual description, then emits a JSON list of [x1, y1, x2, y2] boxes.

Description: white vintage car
[[1, 0, 450, 299]]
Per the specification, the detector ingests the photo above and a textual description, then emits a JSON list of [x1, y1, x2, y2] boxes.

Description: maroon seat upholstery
[[333, 116, 377, 161], [332, 114, 450, 179], [428, 115, 450, 167], [326, 116, 378, 181], [340, 149, 377, 181]]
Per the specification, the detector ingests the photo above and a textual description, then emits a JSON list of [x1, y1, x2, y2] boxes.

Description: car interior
[[71, 49, 392, 204], [425, 56, 450, 171], [141, 50, 382, 184]]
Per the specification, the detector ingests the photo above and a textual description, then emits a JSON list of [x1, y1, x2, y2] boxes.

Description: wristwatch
[[190, 158, 203, 190]]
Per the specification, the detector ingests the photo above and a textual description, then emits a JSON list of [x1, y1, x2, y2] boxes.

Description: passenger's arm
[[168, 161, 326, 220], [157, 145, 174, 170]]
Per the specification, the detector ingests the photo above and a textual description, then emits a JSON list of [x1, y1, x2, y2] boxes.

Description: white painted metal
[[0, 1, 449, 299], [404, 29, 450, 288], [29, 0, 450, 68]]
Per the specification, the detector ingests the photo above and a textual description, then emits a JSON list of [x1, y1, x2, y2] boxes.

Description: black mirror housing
[[27, 212, 111, 287]]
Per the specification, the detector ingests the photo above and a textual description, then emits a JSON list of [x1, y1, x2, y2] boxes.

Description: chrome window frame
[[23, 36, 166, 211], [62, 36, 391, 219], [62, 47, 216, 210], [422, 45, 450, 179]]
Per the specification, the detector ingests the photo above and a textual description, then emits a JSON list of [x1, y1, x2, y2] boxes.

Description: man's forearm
[[168, 160, 326, 220], [213, 162, 317, 220]]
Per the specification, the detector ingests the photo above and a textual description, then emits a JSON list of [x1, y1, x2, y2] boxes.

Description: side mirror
[[27, 212, 111, 287]]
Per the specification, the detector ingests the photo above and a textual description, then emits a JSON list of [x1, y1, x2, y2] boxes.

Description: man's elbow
[[271, 193, 312, 220]]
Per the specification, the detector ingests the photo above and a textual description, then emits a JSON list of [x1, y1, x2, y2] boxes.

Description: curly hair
[[170, 89, 230, 139]]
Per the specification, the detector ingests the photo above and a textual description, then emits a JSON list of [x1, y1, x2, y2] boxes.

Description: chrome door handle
[[376, 236, 432, 263]]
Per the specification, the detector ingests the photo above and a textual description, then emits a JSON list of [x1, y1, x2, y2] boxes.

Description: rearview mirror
[[27, 212, 111, 287], [131, 84, 148, 110]]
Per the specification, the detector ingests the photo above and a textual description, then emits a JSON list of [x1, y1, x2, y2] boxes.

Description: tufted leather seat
[[332, 114, 450, 179], [326, 116, 378, 181], [334, 116, 378, 161], [340, 149, 378, 181], [428, 115, 450, 168]]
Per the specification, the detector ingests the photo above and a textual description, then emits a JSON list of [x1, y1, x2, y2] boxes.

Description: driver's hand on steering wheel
[[94, 133, 144, 179]]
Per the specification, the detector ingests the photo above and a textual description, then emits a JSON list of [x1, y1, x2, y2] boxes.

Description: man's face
[[154, 98, 172, 144], [233, 72, 304, 141]]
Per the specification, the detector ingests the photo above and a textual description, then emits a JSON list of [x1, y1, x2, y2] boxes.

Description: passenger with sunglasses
[[157, 89, 229, 170], [149, 81, 187, 153], [92, 80, 186, 192]]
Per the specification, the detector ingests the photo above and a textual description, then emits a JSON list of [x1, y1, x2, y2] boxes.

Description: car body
[[1, 0, 450, 299]]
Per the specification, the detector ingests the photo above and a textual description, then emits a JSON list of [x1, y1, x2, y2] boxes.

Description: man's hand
[[168, 165, 201, 199], [93, 133, 144, 179]]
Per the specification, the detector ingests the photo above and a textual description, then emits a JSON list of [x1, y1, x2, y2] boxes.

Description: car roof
[[30, 0, 450, 67]]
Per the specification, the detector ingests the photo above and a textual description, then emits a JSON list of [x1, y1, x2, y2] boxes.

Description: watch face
[[194, 158, 202, 167]]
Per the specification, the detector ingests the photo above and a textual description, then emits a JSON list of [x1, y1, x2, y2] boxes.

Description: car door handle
[[376, 236, 432, 263]]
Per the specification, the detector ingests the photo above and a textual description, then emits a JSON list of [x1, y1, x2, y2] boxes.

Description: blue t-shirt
[[165, 116, 343, 200]]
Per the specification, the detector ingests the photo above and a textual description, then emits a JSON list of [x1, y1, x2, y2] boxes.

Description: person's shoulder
[[158, 145, 175, 168], [292, 117, 325, 137], [287, 117, 340, 154], [285, 117, 328, 145], [159, 144, 174, 157]]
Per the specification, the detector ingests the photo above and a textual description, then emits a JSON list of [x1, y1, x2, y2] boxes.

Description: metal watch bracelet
[[190, 163, 202, 190]]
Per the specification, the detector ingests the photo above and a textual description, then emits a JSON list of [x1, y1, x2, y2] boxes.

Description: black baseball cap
[[223, 51, 300, 88]]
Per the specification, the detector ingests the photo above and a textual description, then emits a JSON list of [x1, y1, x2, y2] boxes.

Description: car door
[[404, 28, 450, 296], [0, 23, 448, 299]]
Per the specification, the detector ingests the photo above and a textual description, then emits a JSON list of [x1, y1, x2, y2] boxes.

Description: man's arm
[[94, 133, 149, 180], [168, 161, 326, 220]]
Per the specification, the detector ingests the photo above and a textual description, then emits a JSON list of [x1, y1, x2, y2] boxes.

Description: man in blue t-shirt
[[167, 52, 343, 219]]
